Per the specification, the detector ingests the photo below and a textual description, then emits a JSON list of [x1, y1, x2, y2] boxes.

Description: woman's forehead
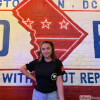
[[41, 43, 51, 47]]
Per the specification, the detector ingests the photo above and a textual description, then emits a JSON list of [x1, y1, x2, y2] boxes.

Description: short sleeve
[[56, 59, 66, 76], [26, 59, 38, 72]]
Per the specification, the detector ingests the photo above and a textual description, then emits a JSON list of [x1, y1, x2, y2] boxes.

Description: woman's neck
[[44, 57, 52, 62]]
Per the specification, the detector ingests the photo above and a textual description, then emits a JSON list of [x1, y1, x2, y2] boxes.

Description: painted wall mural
[[13, 0, 88, 61], [0, 0, 100, 100]]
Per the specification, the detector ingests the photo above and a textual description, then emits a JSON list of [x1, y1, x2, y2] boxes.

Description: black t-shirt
[[26, 59, 65, 93]]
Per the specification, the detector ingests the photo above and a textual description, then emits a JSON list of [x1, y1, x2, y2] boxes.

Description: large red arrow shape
[[13, 0, 88, 61]]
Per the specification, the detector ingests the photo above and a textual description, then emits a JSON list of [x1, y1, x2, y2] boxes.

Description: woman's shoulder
[[32, 59, 39, 63], [55, 58, 62, 62], [28, 59, 39, 65], [55, 59, 62, 65]]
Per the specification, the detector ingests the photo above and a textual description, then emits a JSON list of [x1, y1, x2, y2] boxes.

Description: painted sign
[[0, 0, 100, 99], [13, 0, 88, 61]]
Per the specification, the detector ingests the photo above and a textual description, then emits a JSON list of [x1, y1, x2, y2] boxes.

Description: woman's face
[[41, 43, 52, 59]]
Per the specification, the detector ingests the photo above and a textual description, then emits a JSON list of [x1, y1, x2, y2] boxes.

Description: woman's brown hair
[[38, 41, 57, 62]]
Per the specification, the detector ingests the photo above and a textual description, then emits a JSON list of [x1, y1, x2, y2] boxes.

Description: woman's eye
[[47, 47, 50, 50], [41, 48, 45, 50]]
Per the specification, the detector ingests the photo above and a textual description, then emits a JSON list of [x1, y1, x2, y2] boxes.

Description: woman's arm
[[19, 65, 36, 82], [56, 75, 65, 100]]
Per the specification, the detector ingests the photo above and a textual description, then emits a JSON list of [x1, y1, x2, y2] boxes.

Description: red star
[[23, 18, 34, 28], [41, 19, 51, 29], [59, 19, 69, 30]]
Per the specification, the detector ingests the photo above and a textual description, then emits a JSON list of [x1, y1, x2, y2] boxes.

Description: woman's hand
[[19, 65, 36, 82]]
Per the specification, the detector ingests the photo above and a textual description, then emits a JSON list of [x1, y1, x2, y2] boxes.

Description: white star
[[23, 18, 34, 28], [59, 19, 69, 30], [41, 19, 51, 29]]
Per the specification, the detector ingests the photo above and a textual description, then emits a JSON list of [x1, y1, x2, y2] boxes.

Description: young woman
[[19, 41, 65, 100]]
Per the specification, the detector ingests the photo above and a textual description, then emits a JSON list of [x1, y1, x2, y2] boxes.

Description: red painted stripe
[[0, 10, 100, 12], [0, 68, 100, 71], [63, 10, 100, 12], [0, 69, 19, 71], [64, 68, 100, 70], [0, 10, 12, 11]]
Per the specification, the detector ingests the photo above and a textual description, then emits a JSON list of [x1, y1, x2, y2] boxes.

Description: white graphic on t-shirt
[[51, 73, 57, 80]]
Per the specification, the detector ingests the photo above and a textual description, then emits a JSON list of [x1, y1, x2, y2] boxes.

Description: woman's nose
[[44, 49, 48, 52]]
